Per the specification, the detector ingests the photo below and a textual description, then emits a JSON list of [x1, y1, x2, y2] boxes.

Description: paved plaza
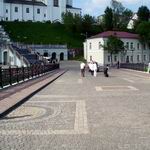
[[1, 61, 150, 150]]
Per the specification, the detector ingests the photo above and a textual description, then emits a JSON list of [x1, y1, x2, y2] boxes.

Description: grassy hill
[[1, 21, 85, 48]]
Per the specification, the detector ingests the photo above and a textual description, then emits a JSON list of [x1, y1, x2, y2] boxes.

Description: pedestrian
[[88, 62, 94, 76], [80, 62, 85, 77], [147, 62, 150, 73], [117, 61, 120, 69], [93, 62, 97, 77], [104, 65, 109, 77]]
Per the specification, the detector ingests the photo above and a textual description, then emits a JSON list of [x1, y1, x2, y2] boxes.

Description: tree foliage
[[103, 0, 133, 30], [103, 35, 124, 64], [136, 21, 150, 44], [62, 12, 102, 36], [137, 6, 150, 22], [103, 7, 113, 30]]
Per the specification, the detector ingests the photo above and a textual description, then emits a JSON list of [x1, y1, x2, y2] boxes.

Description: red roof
[[89, 31, 139, 39]]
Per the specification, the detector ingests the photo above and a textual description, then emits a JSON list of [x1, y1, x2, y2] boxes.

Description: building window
[[89, 43, 92, 49], [6, 9, 8, 13], [37, 8, 40, 14], [130, 42, 133, 49], [137, 55, 140, 62], [26, 8, 29, 13], [5, 17, 8, 21], [144, 55, 146, 61], [114, 56, 117, 62], [15, 7, 18, 12], [126, 42, 129, 49], [99, 42, 101, 49], [143, 44, 146, 50], [44, 14, 46, 17], [108, 56, 110, 62], [54, 0, 59, 7], [137, 43, 140, 50]]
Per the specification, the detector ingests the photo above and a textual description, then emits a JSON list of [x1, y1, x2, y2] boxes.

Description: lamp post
[[131, 48, 135, 63], [81, 32, 88, 61]]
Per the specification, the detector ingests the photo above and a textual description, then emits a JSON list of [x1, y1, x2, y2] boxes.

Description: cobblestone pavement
[[1, 61, 150, 150]]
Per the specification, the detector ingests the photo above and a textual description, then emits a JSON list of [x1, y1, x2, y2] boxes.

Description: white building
[[0, 0, 81, 22], [84, 31, 150, 65], [25, 44, 68, 61]]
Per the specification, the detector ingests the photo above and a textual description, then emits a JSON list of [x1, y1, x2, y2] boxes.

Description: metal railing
[[0, 63, 59, 88], [120, 63, 148, 72]]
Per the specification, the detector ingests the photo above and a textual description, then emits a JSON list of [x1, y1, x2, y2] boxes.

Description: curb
[[0, 70, 67, 119]]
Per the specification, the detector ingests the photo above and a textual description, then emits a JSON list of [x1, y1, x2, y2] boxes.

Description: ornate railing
[[0, 63, 59, 88]]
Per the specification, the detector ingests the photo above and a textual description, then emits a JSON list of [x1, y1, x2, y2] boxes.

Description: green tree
[[103, 35, 124, 64], [110, 0, 133, 30], [103, 7, 113, 30], [82, 14, 95, 34], [62, 12, 74, 32], [137, 6, 150, 22], [121, 9, 133, 29], [136, 21, 150, 43], [73, 14, 82, 33]]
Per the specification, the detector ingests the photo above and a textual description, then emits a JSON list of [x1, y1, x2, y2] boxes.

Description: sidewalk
[[0, 69, 67, 118]]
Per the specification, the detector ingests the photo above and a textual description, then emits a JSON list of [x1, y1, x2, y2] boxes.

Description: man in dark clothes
[[104, 65, 109, 77], [117, 61, 120, 69]]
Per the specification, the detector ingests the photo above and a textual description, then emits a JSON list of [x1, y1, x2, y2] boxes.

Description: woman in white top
[[93, 62, 97, 77]]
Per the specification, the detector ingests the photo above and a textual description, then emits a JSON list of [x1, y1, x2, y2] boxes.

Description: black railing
[[0, 63, 59, 88], [120, 63, 148, 72]]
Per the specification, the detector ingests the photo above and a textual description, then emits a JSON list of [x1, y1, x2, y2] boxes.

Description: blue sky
[[73, 0, 150, 17]]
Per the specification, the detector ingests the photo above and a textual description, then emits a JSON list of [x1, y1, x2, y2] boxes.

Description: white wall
[[1, 47, 27, 67], [66, 0, 73, 6], [85, 38, 104, 65], [0, 0, 4, 20], [85, 37, 150, 65], [22, 5, 34, 21], [34, 5, 47, 22], [2, 0, 81, 22], [33, 48, 68, 61]]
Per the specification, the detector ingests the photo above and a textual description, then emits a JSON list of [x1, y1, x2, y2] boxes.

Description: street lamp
[[81, 32, 88, 61], [131, 47, 135, 63]]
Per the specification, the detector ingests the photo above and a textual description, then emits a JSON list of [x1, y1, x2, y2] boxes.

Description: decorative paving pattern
[[0, 100, 89, 135], [95, 86, 139, 91]]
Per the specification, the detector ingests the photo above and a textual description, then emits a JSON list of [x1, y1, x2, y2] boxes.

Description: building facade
[[84, 31, 150, 65], [27, 44, 68, 61], [0, 0, 81, 22]]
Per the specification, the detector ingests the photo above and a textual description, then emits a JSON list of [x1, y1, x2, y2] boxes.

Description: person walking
[[93, 62, 97, 77], [80, 62, 85, 77], [88, 62, 94, 76], [117, 61, 120, 69], [104, 65, 109, 77]]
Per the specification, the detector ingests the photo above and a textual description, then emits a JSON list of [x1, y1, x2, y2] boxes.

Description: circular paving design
[[2, 106, 47, 122]]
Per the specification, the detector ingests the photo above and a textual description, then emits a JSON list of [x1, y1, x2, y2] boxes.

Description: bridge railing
[[0, 63, 59, 89]]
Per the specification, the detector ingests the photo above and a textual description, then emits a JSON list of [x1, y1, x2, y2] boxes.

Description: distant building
[[0, 0, 81, 22], [84, 31, 150, 65], [26, 44, 68, 61], [127, 13, 150, 29], [127, 13, 138, 29]]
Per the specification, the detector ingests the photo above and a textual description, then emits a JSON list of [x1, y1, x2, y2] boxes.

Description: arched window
[[54, 0, 59, 7], [43, 52, 48, 57], [60, 52, 64, 61]]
